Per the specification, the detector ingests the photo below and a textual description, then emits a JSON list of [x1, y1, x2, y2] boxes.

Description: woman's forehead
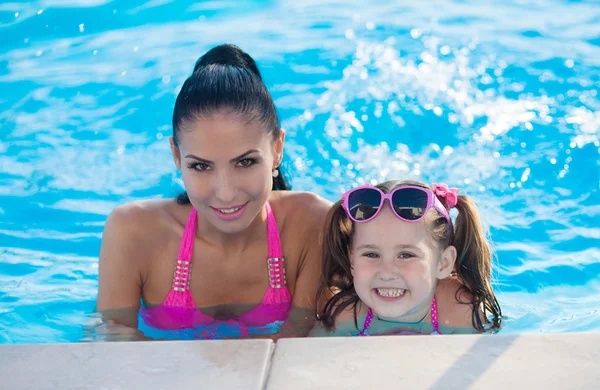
[[178, 115, 272, 156]]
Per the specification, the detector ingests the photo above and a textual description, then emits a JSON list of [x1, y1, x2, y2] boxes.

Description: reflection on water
[[0, 0, 599, 342]]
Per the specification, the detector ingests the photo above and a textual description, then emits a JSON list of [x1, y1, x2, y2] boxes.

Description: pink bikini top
[[359, 295, 440, 336], [139, 202, 292, 339]]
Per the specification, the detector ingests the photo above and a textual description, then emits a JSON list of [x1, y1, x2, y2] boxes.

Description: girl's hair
[[316, 179, 502, 332], [172, 43, 289, 204]]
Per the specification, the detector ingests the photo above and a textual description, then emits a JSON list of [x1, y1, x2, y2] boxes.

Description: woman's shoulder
[[104, 198, 188, 239], [270, 190, 332, 225], [100, 198, 190, 270], [270, 191, 333, 262], [272, 190, 332, 208]]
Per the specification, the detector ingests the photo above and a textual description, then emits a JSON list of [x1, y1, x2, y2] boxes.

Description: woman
[[95, 44, 331, 340]]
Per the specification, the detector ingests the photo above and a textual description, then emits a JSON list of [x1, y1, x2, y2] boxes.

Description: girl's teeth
[[376, 288, 406, 297], [219, 207, 240, 214]]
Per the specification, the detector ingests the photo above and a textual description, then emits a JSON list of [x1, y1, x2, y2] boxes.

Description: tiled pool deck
[[1, 333, 598, 389]]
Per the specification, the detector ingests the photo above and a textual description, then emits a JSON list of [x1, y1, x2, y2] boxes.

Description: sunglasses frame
[[341, 184, 451, 225]]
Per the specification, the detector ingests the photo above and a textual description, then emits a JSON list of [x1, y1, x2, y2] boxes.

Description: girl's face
[[170, 112, 284, 235], [350, 204, 456, 321]]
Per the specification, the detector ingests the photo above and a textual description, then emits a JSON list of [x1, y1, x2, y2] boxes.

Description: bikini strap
[[359, 308, 373, 336], [431, 295, 439, 334], [265, 201, 286, 289], [173, 205, 285, 292], [360, 296, 439, 336], [172, 209, 197, 292]]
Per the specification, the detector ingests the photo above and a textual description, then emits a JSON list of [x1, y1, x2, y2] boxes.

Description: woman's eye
[[237, 158, 257, 168], [188, 162, 210, 171]]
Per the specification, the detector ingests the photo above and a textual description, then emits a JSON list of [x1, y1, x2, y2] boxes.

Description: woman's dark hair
[[316, 180, 502, 333], [172, 44, 289, 204]]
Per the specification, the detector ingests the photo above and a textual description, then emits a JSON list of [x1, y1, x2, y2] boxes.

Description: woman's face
[[171, 112, 284, 235]]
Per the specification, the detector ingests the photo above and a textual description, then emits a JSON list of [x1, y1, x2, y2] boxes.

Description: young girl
[[311, 180, 501, 336]]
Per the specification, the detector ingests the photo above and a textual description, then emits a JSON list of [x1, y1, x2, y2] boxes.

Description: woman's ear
[[170, 137, 181, 170], [272, 129, 285, 169]]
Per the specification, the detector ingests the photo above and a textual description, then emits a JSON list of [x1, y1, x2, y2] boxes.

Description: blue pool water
[[0, 0, 599, 343]]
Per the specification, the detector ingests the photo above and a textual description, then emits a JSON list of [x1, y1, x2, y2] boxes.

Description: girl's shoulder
[[435, 277, 486, 333], [310, 299, 369, 337]]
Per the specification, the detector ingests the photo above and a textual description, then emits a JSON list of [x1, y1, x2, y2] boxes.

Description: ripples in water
[[0, 0, 598, 342]]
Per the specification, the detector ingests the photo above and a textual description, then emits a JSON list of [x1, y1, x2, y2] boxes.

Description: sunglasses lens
[[391, 188, 429, 220], [347, 188, 381, 220]]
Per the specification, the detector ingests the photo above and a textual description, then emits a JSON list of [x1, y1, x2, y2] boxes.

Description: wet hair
[[316, 179, 502, 333], [172, 44, 290, 204]]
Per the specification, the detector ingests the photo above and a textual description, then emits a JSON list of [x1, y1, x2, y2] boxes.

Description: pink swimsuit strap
[[359, 296, 440, 336], [164, 201, 289, 308]]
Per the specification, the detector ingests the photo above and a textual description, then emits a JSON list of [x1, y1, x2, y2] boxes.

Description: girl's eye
[[188, 162, 210, 172], [363, 252, 380, 259], [398, 252, 416, 260], [237, 158, 257, 168]]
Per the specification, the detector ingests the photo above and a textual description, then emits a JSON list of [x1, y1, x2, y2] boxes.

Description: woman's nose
[[214, 171, 237, 203]]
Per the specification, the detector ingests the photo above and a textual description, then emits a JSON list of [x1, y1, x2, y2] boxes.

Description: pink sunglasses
[[341, 184, 451, 225]]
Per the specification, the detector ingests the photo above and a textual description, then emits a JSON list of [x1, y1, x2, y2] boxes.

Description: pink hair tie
[[432, 183, 459, 209]]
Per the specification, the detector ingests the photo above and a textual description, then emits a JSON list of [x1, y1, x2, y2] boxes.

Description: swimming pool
[[0, 0, 598, 343]]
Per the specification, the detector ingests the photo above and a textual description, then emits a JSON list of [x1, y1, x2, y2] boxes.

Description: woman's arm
[[277, 192, 332, 339], [94, 204, 150, 341], [307, 321, 333, 337], [309, 305, 362, 337]]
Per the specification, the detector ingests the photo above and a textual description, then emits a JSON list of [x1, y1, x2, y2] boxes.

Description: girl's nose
[[377, 260, 399, 281]]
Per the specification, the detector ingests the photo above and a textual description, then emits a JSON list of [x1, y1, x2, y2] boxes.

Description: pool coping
[[1, 332, 598, 389]]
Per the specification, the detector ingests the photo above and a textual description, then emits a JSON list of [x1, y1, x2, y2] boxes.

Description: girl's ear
[[437, 245, 457, 279]]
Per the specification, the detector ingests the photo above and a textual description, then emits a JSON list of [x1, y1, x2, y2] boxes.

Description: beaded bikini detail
[[139, 202, 291, 338]]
